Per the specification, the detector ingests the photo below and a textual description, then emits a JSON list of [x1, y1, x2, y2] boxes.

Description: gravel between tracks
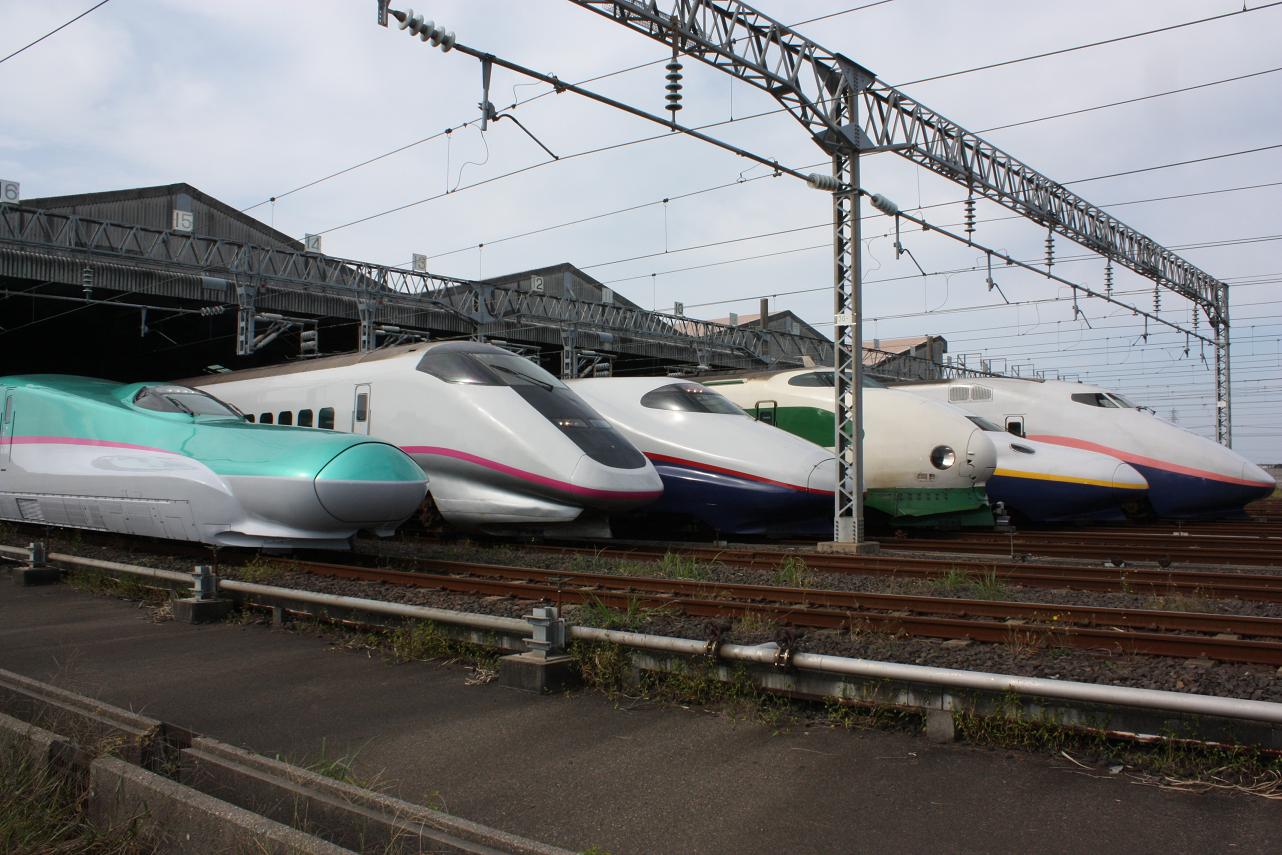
[[44, 536, 1282, 704]]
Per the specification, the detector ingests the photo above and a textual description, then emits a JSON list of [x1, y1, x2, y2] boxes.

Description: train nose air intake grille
[[16, 498, 45, 522], [949, 387, 970, 402]]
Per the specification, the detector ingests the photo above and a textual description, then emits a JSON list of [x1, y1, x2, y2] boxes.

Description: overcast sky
[[3, 0, 1279, 461]]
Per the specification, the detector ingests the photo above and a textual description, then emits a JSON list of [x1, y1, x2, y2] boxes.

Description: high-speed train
[[699, 368, 998, 528], [963, 414, 1150, 523], [189, 342, 664, 533], [905, 378, 1276, 518], [568, 377, 837, 536], [0, 375, 427, 548]]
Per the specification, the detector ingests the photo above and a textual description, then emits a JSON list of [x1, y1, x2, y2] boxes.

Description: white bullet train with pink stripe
[[189, 342, 663, 533], [904, 377, 1275, 519], [568, 377, 837, 536]]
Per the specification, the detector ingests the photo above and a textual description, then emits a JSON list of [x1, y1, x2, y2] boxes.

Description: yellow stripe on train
[[992, 469, 1148, 490]]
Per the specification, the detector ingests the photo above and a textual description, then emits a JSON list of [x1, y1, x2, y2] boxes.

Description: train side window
[[244, 414, 255, 423], [259, 413, 273, 424], [278, 411, 293, 426], [355, 394, 368, 422], [298, 409, 314, 427], [318, 407, 335, 430]]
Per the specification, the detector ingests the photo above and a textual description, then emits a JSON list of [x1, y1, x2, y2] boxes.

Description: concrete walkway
[[2, 582, 1278, 854]]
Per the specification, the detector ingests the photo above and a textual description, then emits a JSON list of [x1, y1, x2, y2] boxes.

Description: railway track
[[275, 556, 1282, 667], [504, 541, 1282, 603], [884, 529, 1282, 567]]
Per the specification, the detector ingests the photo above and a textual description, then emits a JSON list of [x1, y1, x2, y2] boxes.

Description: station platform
[[1, 581, 1277, 854]]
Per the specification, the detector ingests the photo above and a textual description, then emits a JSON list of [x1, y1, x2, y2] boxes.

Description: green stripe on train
[[1, 375, 380, 479], [746, 404, 993, 525]]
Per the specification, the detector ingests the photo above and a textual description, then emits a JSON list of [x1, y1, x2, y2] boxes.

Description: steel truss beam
[[568, 0, 1233, 446], [0, 203, 831, 366]]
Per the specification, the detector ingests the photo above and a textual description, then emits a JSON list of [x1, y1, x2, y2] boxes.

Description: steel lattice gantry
[[566, 0, 1236, 545], [0, 201, 832, 370]]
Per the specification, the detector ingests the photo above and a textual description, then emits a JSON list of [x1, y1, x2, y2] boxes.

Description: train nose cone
[[807, 457, 837, 494], [1241, 461, 1276, 503], [314, 443, 428, 525]]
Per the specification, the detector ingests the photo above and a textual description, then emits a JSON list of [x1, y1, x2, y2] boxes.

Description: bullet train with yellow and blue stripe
[[904, 377, 1274, 519], [0, 375, 428, 548]]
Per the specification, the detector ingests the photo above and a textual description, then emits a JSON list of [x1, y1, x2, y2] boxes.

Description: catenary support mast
[[566, 1, 1234, 469]]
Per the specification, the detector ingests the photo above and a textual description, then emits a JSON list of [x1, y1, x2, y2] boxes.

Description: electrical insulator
[[1153, 285, 1161, 314], [963, 192, 976, 238], [806, 173, 840, 192], [665, 48, 683, 121], [300, 329, 318, 356], [1044, 229, 1054, 269], [869, 193, 899, 216], [1104, 260, 1114, 297], [398, 8, 455, 51], [81, 266, 93, 299]]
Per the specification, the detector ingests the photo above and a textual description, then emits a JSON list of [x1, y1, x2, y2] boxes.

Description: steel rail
[[279, 558, 1282, 665], [291, 556, 1282, 638], [511, 541, 1282, 602]]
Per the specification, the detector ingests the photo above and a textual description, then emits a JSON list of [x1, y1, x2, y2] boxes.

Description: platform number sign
[[1, 180, 19, 205], [171, 209, 194, 232]]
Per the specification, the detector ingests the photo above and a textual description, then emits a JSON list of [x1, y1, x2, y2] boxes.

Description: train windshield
[[416, 348, 565, 389], [787, 371, 885, 389], [966, 416, 1005, 432], [416, 345, 645, 469], [1070, 392, 1121, 408], [640, 383, 746, 416], [133, 386, 244, 419], [1107, 393, 1139, 408]]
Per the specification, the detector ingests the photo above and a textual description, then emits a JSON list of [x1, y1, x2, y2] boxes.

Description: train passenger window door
[[298, 409, 314, 428], [1005, 416, 1025, 437], [0, 391, 13, 465], [259, 413, 273, 424], [318, 407, 335, 430], [754, 399, 778, 426], [353, 384, 371, 434], [278, 411, 293, 426]]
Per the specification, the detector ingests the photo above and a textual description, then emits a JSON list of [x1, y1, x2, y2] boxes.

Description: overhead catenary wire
[[0, 0, 112, 66], [893, 2, 1282, 87]]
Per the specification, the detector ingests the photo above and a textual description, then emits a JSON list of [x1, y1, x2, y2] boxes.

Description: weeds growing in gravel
[[971, 570, 1009, 600], [236, 556, 291, 584], [773, 556, 813, 589]]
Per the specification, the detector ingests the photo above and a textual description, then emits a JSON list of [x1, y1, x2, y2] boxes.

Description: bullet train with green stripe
[[0, 376, 428, 548], [904, 377, 1274, 519], [190, 342, 664, 534], [700, 368, 999, 527]]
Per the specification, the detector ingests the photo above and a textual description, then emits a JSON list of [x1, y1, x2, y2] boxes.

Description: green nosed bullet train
[[0, 375, 428, 549]]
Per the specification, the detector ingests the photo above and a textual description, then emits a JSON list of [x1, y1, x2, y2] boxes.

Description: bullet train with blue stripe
[[904, 378, 1275, 519], [961, 414, 1149, 523], [189, 342, 664, 534], [0, 375, 428, 548], [568, 377, 837, 536]]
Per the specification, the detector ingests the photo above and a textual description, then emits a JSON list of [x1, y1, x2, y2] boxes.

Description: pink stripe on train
[[1028, 435, 1272, 488], [2, 436, 178, 455], [401, 445, 662, 501]]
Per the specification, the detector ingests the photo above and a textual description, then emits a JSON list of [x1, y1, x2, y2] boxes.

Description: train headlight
[[930, 445, 956, 470]]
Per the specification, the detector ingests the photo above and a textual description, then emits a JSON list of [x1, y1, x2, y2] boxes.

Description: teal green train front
[[740, 403, 994, 528], [0, 375, 428, 547]]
